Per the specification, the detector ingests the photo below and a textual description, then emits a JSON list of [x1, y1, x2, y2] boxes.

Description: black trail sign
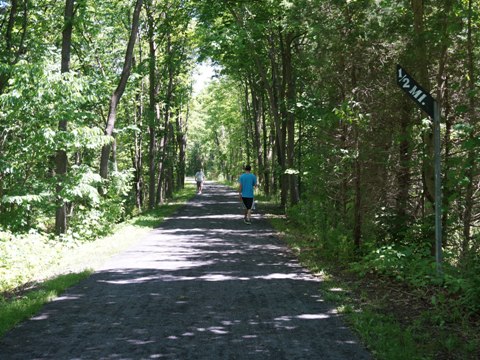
[[396, 64, 443, 275], [397, 64, 435, 118]]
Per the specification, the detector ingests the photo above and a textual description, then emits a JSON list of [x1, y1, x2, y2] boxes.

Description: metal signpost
[[397, 64, 443, 275]]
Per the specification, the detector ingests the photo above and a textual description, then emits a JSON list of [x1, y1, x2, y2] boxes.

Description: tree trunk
[[156, 124, 166, 205], [270, 116, 278, 195], [1, 0, 29, 93], [133, 90, 144, 210], [442, 77, 452, 247], [227, 6, 285, 202], [132, 41, 144, 210], [156, 32, 174, 205], [271, 32, 288, 208], [146, 0, 157, 209], [395, 98, 412, 240], [353, 125, 362, 250], [5, 0, 18, 55], [244, 94, 252, 165], [262, 93, 271, 196], [412, 0, 435, 207], [462, 0, 477, 260], [100, 0, 143, 179], [166, 122, 175, 199], [434, 0, 453, 248], [249, 80, 265, 189], [411, 0, 437, 253], [283, 32, 300, 206], [55, 0, 75, 235], [176, 109, 187, 190]]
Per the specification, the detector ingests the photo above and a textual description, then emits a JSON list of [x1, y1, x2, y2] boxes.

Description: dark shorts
[[242, 197, 254, 210], [196, 181, 202, 186]]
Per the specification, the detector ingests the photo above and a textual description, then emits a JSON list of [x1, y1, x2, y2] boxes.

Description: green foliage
[[354, 244, 480, 317], [287, 201, 355, 260], [354, 243, 436, 285], [348, 310, 419, 360], [0, 0, 479, 355], [65, 169, 134, 241], [187, 78, 245, 178], [273, 213, 426, 359], [272, 205, 480, 360], [0, 59, 108, 233], [0, 232, 64, 293]]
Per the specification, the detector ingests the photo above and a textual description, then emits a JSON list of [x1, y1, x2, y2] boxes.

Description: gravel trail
[[0, 182, 372, 360]]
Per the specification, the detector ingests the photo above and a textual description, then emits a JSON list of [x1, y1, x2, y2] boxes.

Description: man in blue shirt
[[238, 165, 257, 224]]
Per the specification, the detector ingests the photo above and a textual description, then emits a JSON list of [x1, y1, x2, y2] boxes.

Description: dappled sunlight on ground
[[0, 183, 371, 359]]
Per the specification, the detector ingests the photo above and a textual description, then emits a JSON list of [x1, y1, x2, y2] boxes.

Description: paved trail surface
[[0, 183, 372, 360]]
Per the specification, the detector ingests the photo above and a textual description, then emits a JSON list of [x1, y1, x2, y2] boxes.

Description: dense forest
[[1, 0, 479, 354]]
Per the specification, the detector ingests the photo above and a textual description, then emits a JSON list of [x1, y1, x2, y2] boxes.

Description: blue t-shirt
[[239, 172, 257, 198]]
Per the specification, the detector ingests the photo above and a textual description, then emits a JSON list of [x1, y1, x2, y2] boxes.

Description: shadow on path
[[0, 183, 372, 359]]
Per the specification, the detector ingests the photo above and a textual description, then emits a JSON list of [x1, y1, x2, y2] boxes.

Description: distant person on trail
[[195, 169, 205, 194], [238, 165, 257, 224]]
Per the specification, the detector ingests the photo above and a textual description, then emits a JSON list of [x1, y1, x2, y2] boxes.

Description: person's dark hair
[[245, 165, 251, 171]]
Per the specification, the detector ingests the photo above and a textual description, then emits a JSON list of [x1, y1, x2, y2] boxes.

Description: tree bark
[[5, 0, 18, 54], [100, 0, 143, 179], [395, 98, 412, 240], [442, 77, 452, 247], [462, 0, 477, 260], [243, 91, 252, 166], [1, 0, 28, 93], [145, 0, 157, 209], [133, 90, 144, 210], [156, 32, 174, 205], [262, 92, 271, 196], [176, 108, 187, 190], [353, 125, 362, 250], [267, 32, 287, 207], [412, 0, 435, 208], [283, 32, 300, 206], [434, 0, 453, 248], [165, 122, 175, 199], [132, 41, 144, 210], [55, 0, 75, 235], [249, 79, 265, 189]]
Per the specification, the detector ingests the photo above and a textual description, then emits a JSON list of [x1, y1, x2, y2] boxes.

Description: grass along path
[[266, 212, 479, 360], [0, 184, 197, 337]]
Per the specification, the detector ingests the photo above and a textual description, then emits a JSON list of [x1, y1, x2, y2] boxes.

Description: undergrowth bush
[[0, 231, 63, 293], [66, 169, 134, 241], [354, 243, 480, 316], [287, 201, 354, 260], [353, 242, 436, 285], [287, 197, 480, 318]]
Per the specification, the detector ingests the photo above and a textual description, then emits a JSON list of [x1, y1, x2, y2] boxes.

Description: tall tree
[[461, 0, 478, 260], [145, 0, 158, 209], [412, 0, 436, 235], [54, 0, 75, 235], [100, 0, 143, 179]]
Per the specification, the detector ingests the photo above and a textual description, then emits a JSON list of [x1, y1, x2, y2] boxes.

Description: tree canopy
[[1, 0, 480, 332]]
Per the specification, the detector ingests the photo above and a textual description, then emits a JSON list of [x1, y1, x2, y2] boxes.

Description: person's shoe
[[245, 219, 252, 224], [244, 218, 249, 224]]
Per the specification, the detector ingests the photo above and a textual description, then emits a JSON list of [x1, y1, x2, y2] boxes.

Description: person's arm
[[238, 182, 243, 199]]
